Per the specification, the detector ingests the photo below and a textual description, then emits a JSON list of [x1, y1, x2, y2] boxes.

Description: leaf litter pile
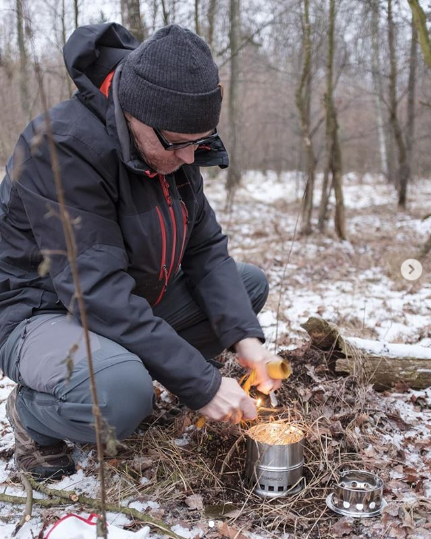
[[0, 172, 430, 538], [78, 345, 431, 539]]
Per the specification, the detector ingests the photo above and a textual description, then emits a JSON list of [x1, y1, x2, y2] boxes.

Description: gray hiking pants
[[0, 263, 268, 446]]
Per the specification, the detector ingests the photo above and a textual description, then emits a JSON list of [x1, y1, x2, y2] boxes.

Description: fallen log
[[301, 317, 431, 390]]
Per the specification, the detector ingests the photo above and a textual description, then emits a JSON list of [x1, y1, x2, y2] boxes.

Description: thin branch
[[0, 493, 63, 506], [12, 474, 33, 537], [26, 15, 110, 538], [25, 476, 182, 539]]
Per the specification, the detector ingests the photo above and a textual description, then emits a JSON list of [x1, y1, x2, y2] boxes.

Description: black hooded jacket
[[0, 23, 264, 409]]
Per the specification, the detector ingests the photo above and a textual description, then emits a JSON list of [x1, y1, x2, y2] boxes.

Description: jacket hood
[[63, 23, 139, 120], [64, 23, 229, 169]]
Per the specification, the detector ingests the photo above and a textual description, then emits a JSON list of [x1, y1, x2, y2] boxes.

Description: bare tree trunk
[[74, 0, 79, 28], [388, 0, 409, 208], [226, 0, 241, 208], [318, 168, 331, 232], [121, 0, 127, 26], [319, 0, 346, 239], [408, 0, 431, 68], [408, 0, 431, 258], [121, 0, 145, 42], [385, 128, 397, 186], [61, 0, 73, 98], [295, 0, 315, 236], [160, 0, 170, 25], [171, 0, 177, 23], [195, 0, 200, 35], [406, 16, 417, 174], [16, 0, 30, 120], [151, 0, 158, 32], [419, 232, 431, 259], [207, 0, 217, 51], [332, 123, 346, 240], [370, 0, 388, 179]]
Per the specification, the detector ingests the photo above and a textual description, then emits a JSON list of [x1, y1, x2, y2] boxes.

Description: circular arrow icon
[[401, 259, 423, 281]]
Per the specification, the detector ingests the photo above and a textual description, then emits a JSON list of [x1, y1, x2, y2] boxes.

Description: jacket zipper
[[175, 200, 189, 274], [159, 175, 177, 281], [154, 205, 168, 306]]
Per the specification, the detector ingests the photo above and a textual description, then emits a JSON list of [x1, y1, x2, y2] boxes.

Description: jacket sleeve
[[180, 172, 265, 349], [15, 132, 221, 410]]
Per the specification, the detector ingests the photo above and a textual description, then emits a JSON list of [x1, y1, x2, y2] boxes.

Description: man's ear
[[218, 83, 224, 100]]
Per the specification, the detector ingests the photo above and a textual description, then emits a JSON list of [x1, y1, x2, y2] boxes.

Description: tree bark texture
[[406, 16, 418, 172], [16, 0, 30, 120], [62, 0, 73, 98], [207, 0, 217, 51], [408, 0, 431, 257], [121, 0, 145, 42], [408, 0, 431, 68], [195, 0, 200, 35], [317, 168, 331, 232], [419, 232, 431, 259], [388, 0, 409, 208], [160, 0, 170, 26], [296, 0, 316, 236], [226, 0, 241, 206], [74, 0, 79, 28], [370, 0, 388, 179], [319, 0, 346, 239]]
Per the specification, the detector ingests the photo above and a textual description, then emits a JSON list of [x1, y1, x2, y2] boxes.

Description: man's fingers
[[252, 363, 283, 394], [241, 397, 257, 420], [230, 409, 243, 424], [256, 378, 282, 394]]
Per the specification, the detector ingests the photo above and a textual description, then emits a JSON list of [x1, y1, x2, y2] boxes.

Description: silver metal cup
[[245, 423, 305, 498]]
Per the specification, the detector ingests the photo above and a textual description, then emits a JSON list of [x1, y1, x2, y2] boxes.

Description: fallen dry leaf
[[174, 413, 192, 436], [387, 526, 407, 538], [184, 494, 204, 510], [393, 381, 411, 393], [130, 456, 153, 472], [216, 521, 248, 539], [330, 517, 353, 536], [305, 364, 323, 383], [398, 505, 414, 529], [384, 503, 402, 517], [354, 413, 369, 427]]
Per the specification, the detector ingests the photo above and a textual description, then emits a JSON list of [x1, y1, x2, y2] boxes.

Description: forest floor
[[0, 172, 430, 539]]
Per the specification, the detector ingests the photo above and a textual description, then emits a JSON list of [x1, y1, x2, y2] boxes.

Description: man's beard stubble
[[132, 132, 182, 175]]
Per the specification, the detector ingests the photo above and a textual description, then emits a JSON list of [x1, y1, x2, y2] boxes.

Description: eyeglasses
[[153, 127, 219, 151]]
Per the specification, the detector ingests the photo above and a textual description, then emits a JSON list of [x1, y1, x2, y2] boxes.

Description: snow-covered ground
[[0, 171, 430, 538], [204, 170, 430, 349]]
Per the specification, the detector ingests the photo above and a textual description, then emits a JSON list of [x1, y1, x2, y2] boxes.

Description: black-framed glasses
[[153, 127, 219, 152]]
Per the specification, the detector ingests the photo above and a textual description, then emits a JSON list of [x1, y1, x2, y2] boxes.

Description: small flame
[[256, 398, 262, 408]]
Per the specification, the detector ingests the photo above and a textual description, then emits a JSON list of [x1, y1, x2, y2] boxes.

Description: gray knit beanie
[[118, 25, 222, 134]]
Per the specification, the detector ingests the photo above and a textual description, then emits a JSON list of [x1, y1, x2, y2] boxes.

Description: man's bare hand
[[234, 337, 283, 394], [198, 377, 257, 424]]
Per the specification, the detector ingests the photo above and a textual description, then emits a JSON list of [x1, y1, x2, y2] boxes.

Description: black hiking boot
[[6, 386, 76, 480]]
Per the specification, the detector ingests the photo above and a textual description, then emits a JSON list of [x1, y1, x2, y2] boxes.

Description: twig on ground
[[11, 473, 33, 537], [5, 476, 184, 539], [0, 494, 63, 507]]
